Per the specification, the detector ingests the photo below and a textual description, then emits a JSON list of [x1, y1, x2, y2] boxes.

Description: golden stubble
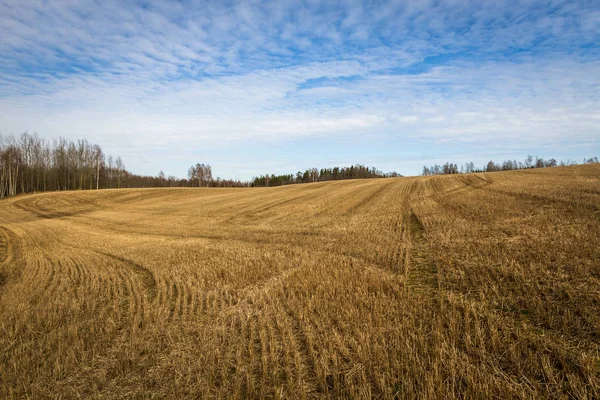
[[0, 164, 598, 398]]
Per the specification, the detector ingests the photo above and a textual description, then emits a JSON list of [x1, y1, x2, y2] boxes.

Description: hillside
[[1, 165, 599, 398]]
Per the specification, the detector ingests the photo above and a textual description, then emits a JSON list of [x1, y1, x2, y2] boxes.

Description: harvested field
[[0, 164, 599, 398]]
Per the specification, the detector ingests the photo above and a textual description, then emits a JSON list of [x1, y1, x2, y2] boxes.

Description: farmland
[[0, 165, 599, 398]]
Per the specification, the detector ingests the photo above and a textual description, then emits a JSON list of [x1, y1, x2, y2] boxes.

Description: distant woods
[[422, 155, 599, 176], [2, 132, 598, 198], [250, 166, 400, 187], [187, 163, 213, 187], [1, 133, 111, 198], [0, 133, 396, 198], [0, 133, 190, 199]]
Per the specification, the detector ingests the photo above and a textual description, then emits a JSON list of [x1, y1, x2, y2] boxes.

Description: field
[[0, 165, 599, 399]]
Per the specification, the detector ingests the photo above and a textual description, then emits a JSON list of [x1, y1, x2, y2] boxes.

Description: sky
[[1, 0, 599, 179]]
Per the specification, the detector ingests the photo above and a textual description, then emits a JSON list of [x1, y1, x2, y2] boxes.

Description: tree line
[[250, 165, 400, 187], [1, 133, 117, 198], [3, 132, 598, 198], [422, 155, 599, 176], [0, 133, 247, 198], [0, 132, 400, 197]]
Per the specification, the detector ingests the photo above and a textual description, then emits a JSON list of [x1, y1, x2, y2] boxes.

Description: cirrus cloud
[[0, 0, 598, 178]]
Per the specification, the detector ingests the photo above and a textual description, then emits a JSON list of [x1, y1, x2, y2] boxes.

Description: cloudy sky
[[1, 0, 599, 179]]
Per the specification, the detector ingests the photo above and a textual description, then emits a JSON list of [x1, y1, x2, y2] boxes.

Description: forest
[[2, 132, 598, 198], [422, 156, 599, 175], [250, 166, 400, 187], [0, 133, 246, 198], [0, 133, 398, 197]]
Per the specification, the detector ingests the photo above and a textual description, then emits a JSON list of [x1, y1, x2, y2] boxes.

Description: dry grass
[[0, 164, 599, 399]]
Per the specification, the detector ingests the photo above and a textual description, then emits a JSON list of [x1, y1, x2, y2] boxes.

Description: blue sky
[[1, 0, 599, 179]]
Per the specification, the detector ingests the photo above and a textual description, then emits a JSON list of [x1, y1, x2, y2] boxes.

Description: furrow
[[405, 209, 438, 294]]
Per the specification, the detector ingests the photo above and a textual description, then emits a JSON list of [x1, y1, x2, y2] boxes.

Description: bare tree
[[107, 155, 114, 189], [115, 156, 124, 188], [188, 163, 213, 187], [94, 144, 103, 190]]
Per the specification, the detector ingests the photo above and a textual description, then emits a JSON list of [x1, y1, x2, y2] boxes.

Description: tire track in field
[[7, 220, 147, 326], [404, 180, 439, 294], [0, 229, 9, 268], [0, 226, 27, 297], [405, 209, 438, 293], [226, 190, 317, 220], [251, 275, 318, 396], [343, 179, 398, 216], [0, 225, 77, 335], [0, 227, 22, 295], [381, 179, 415, 276], [12, 197, 83, 220], [95, 251, 157, 301], [404, 175, 486, 293], [13, 226, 65, 301], [0, 227, 23, 268], [279, 304, 319, 395], [207, 263, 319, 395], [267, 266, 321, 395]]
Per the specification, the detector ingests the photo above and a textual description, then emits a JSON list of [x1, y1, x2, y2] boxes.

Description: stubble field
[[0, 164, 599, 399]]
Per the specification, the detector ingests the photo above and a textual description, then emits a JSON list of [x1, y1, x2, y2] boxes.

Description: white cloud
[[0, 0, 599, 178]]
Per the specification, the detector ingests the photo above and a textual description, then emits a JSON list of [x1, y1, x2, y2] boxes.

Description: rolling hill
[[1, 165, 599, 398]]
